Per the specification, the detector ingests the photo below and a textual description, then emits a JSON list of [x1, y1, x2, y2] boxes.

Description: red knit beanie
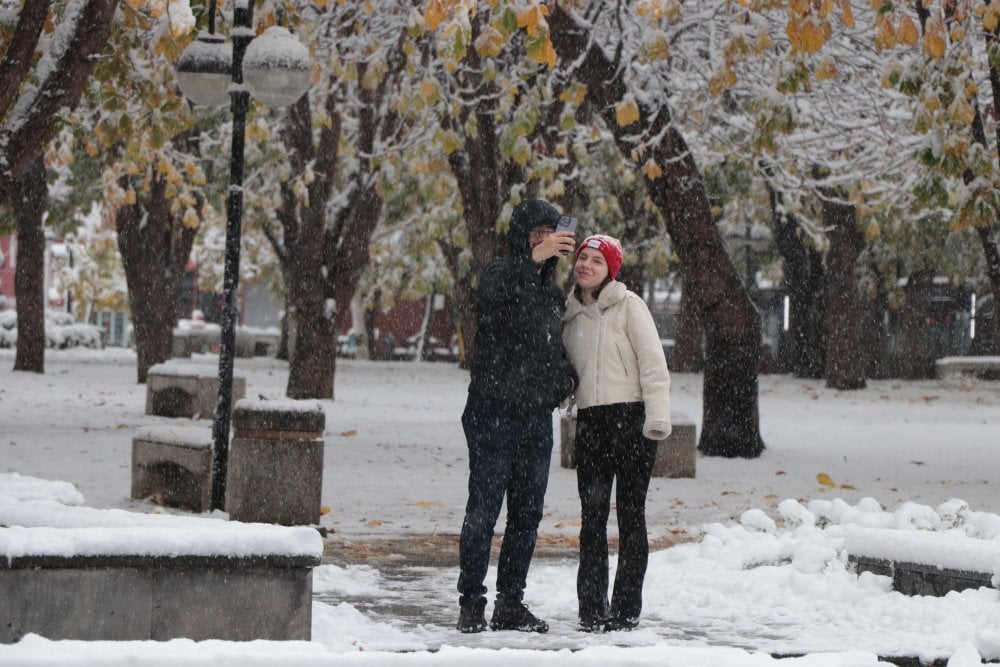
[[575, 234, 623, 279]]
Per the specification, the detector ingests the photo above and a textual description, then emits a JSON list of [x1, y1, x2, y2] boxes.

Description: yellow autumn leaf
[[424, 0, 446, 31], [415, 500, 445, 508], [816, 472, 836, 487], [641, 158, 663, 180], [516, 4, 550, 37], [949, 95, 975, 126], [340, 429, 358, 437], [615, 95, 641, 127], [842, 0, 855, 28], [986, 4, 1000, 32], [924, 14, 947, 58], [898, 15, 920, 46], [367, 518, 383, 527], [526, 35, 557, 68], [314, 0, 329, 7], [815, 56, 837, 81], [865, 219, 880, 240], [418, 76, 439, 102], [474, 25, 504, 57], [320, 505, 331, 515], [438, 129, 462, 154], [840, 483, 859, 491]]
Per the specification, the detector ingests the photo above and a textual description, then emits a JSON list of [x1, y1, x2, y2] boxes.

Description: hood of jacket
[[507, 199, 561, 259], [565, 280, 627, 321]]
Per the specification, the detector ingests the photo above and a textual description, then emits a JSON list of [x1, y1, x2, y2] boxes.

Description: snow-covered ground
[[3, 348, 1000, 665]]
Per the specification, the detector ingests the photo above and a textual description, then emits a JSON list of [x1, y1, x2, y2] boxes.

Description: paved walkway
[[319, 534, 712, 652]]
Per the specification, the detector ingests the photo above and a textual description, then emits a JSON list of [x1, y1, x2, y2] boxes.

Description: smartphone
[[555, 214, 578, 254]]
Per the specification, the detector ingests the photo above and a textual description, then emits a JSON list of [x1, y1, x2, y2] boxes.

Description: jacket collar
[[565, 280, 626, 321]]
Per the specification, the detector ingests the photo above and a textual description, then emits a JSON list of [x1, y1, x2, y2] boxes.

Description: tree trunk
[[773, 212, 826, 378], [900, 270, 936, 379], [116, 176, 195, 383], [278, 84, 385, 399], [12, 157, 46, 373], [672, 264, 704, 372], [550, 10, 764, 458], [822, 195, 866, 390]]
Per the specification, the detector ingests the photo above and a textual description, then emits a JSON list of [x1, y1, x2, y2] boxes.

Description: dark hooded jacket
[[468, 199, 577, 413]]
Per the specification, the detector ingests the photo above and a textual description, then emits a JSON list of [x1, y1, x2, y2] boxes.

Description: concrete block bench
[[560, 410, 697, 478], [145, 362, 246, 419], [131, 425, 213, 512], [845, 526, 999, 596], [171, 328, 193, 358], [935, 355, 1000, 381], [226, 399, 326, 526], [0, 474, 323, 643]]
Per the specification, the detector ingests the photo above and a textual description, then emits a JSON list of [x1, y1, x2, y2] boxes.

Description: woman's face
[[574, 247, 609, 292]]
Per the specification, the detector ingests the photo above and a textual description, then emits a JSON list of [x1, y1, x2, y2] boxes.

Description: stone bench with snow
[[130, 425, 214, 512], [845, 525, 999, 596], [173, 327, 280, 359], [226, 398, 326, 526], [935, 355, 1000, 381], [0, 473, 322, 643], [145, 361, 246, 419], [560, 410, 697, 478]]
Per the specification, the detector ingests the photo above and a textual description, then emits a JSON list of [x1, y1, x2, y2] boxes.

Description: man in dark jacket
[[457, 199, 578, 634]]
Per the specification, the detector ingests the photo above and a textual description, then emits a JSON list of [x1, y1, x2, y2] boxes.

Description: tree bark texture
[[0, 0, 120, 191], [773, 212, 826, 379], [672, 264, 705, 373], [116, 176, 196, 383], [550, 9, 764, 458], [12, 158, 47, 373], [280, 94, 340, 400], [821, 195, 867, 390], [900, 270, 937, 379]]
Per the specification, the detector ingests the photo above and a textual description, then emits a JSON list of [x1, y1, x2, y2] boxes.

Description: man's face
[[529, 225, 554, 248]]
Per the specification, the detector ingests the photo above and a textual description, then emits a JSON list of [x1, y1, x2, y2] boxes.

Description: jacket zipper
[[597, 312, 606, 404]]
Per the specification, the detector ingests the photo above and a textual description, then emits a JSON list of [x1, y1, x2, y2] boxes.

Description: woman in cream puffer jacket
[[562, 234, 671, 633]]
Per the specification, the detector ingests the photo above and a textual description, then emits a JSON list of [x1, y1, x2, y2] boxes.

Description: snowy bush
[[0, 311, 103, 349]]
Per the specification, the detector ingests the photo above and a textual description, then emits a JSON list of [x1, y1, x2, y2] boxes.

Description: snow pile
[[0, 473, 323, 562]]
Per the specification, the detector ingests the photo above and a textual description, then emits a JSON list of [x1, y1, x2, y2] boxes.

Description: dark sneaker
[[490, 599, 549, 633], [604, 615, 639, 632], [579, 615, 606, 633], [457, 597, 487, 633]]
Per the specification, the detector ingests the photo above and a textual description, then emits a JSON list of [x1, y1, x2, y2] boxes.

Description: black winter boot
[[490, 597, 549, 633], [603, 615, 639, 632], [457, 597, 487, 633]]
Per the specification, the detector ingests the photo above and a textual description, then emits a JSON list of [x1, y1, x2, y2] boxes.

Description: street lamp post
[[176, 0, 310, 511]]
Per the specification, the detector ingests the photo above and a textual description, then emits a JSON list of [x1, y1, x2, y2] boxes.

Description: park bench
[[173, 327, 280, 359], [0, 473, 323, 643], [935, 355, 1000, 381], [131, 425, 214, 512], [145, 361, 246, 419], [560, 410, 697, 478], [845, 526, 999, 596]]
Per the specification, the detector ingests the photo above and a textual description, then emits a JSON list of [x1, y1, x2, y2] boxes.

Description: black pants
[[458, 394, 553, 604], [575, 402, 657, 621]]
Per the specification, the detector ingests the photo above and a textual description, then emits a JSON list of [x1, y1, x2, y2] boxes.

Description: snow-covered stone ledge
[[845, 525, 1000, 596], [935, 355, 1000, 381], [0, 474, 323, 643]]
